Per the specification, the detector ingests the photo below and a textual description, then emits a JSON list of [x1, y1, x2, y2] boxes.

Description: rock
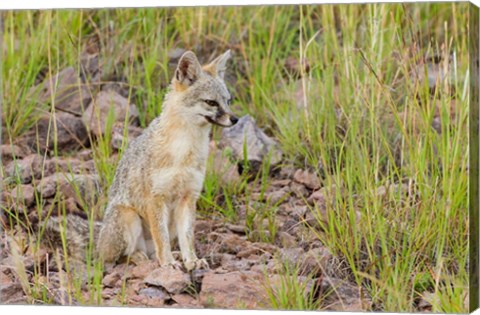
[[1, 144, 29, 165], [60, 174, 101, 206], [9, 185, 35, 207], [137, 286, 169, 300], [289, 182, 309, 198], [226, 224, 246, 234], [307, 189, 326, 205], [21, 112, 89, 154], [299, 247, 332, 276], [102, 271, 122, 288], [43, 157, 92, 177], [0, 282, 26, 304], [218, 115, 282, 173], [236, 246, 263, 259], [278, 247, 305, 268], [82, 90, 139, 138], [36, 173, 100, 205], [144, 266, 191, 294], [293, 169, 320, 190], [29, 67, 92, 115], [321, 276, 369, 311], [199, 271, 266, 308], [171, 293, 202, 308], [209, 147, 240, 186], [219, 234, 248, 255], [131, 261, 158, 279], [275, 231, 297, 248], [111, 122, 143, 150], [5, 154, 42, 184]]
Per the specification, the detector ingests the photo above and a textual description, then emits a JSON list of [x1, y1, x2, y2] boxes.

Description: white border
[[0, 1, 478, 315]]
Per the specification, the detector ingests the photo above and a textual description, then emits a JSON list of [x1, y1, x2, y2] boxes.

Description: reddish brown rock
[[9, 184, 36, 207], [144, 266, 191, 294], [5, 154, 42, 184], [199, 271, 266, 309], [20, 112, 89, 154], [29, 67, 92, 115], [82, 90, 139, 138], [1, 144, 29, 165], [293, 169, 321, 190]]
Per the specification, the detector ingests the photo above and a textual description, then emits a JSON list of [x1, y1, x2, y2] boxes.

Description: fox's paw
[[161, 260, 183, 270], [185, 258, 209, 272]]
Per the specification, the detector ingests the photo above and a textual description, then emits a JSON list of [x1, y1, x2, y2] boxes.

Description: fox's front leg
[[147, 200, 178, 267], [175, 195, 208, 271]]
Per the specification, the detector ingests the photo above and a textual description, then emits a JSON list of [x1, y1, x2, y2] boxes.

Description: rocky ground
[[0, 41, 451, 311], [0, 53, 368, 310]]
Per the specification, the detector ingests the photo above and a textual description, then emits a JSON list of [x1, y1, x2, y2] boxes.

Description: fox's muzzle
[[205, 114, 238, 127]]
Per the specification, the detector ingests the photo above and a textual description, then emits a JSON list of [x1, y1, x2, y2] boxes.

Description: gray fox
[[43, 50, 238, 271]]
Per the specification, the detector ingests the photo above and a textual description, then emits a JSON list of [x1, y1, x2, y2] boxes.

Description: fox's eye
[[204, 100, 219, 107]]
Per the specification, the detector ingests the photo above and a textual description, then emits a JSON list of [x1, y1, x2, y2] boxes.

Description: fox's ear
[[207, 50, 231, 79], [175, 51, 202, 87]]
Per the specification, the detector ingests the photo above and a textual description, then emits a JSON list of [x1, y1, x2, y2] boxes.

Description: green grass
[[1, 3, 470, 312]]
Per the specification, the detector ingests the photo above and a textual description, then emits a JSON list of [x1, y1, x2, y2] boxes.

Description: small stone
[[10, 184, 35, 207], [102, 271, 121, 288], [278, 247, 305, 267], [293, 169, 321, 190], [275, 231, 297, 248], [289, 182, 309, 198], [226, 224, 246, 234], [138, 287, 169, 300]]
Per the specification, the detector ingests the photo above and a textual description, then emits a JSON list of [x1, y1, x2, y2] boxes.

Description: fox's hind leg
[[98, 205, 146, 263]]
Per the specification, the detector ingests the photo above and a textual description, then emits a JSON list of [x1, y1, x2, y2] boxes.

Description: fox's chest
[[150, 165, 206, 197]]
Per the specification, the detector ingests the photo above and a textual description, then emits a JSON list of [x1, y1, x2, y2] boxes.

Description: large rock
[[20, 112, 89, 154], [1, 144, 29, 166], [36, 173, 101, 207], [219, 115, 282, 172], [5, 154, 42, 184], [144, 266, 191, 294], [29, 67, 92, 115], [82, 90, 139, 138], [199, 271, 266, 309]]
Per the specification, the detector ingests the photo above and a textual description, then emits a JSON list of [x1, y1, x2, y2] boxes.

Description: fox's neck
[[151, 93, 211, 161]]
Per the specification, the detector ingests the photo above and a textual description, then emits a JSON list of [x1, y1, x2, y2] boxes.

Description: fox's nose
[[230, 116, 239, 125]]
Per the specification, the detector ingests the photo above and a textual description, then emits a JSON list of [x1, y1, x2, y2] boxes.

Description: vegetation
[[1, 3, 470, 312]]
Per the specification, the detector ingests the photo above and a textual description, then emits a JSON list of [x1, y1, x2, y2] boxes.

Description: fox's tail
[[34, 213, 102, 261]]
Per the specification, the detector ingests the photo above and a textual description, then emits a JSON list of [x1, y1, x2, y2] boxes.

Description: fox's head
[[170, 50, 238, 127]]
